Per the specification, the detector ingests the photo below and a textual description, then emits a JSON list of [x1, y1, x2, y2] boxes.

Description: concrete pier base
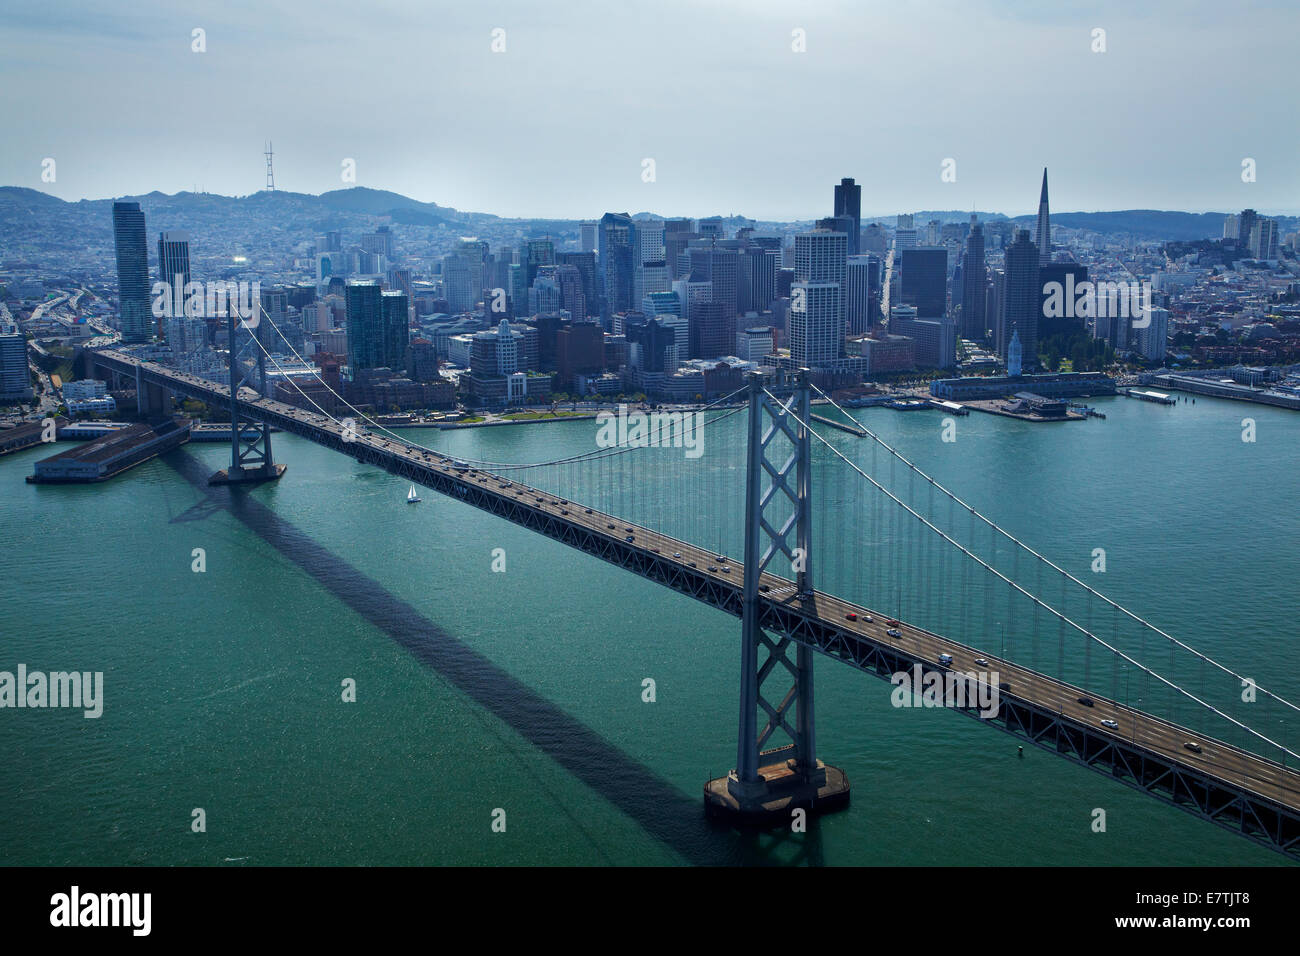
[[704, 758, 850, 826], [208, 463, 286, 486]]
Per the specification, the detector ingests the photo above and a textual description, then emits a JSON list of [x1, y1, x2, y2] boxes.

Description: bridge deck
[[93, 351, 1300, 852]]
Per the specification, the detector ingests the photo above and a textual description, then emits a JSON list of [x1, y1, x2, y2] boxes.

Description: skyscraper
[[598, 213, 635, 320], [0, 315, 32, 402], [525, 238, 555, 286], [1237, 209, 1258, 248], [959, 216, 987, 341], [156, 230, 192, 343], [742, 245, 777, 314], [554, 263, 586, 320], [1035, 168, 1051, 259], [556, 251, 597, 316], [1037, 261, 1088, 340], [345, 281, 407, 372], [443, 240, 486, 313], [846, 254, 880, 333], [684, 246, 740, 324], [789, 229, 847, 367], [894, 214, 918, 251], [833, 178, 862, 256], [113, 202, 152, 343], [157, 231, 191, 292], [1251, 217, 1279, 259], [1000, 229, 1040, 364], [899, 247, 947, 318]]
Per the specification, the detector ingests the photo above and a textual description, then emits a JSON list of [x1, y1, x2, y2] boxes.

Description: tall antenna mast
[[265, 141, 275, 192]]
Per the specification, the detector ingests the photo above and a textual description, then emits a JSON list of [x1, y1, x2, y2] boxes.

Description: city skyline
[[3, 0, 1298, 219]]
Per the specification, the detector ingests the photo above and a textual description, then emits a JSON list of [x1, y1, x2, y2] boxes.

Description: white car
[[1100, 719, 1119, 730]]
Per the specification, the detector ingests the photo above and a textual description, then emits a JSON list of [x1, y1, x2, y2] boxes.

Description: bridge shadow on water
[[165, 450, 831, 866]]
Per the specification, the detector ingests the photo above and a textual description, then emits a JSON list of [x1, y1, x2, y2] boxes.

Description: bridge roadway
[[92, 350, 1300, 856]]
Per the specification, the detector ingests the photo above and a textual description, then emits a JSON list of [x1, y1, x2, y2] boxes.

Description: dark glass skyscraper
[[846, 254, 881, 333], [959, 216, 987, 340], [598, 213, 635, 321], [345, 281, 407, 372], [1000, 228, 1040, 364], [834, 177, 861, 255], [899, 246, 947, 318], [1038, 261, 1088, 340], [556, 251, 597, 316], [113, 201, 152, 343]]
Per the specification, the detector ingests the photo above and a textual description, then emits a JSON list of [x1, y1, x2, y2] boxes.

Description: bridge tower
[[705, 370, 850, 824], [209, 307, 285, 485]]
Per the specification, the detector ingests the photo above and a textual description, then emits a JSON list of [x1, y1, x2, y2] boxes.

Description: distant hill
[[318, 187, 460, 218], [0, 186, 69, 211], [1008, 209, 1235, 241], [2, 186, 1291, 247]]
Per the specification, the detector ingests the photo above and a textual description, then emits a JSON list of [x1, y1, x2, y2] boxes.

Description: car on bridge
[[1101, 719, 1119, 730]]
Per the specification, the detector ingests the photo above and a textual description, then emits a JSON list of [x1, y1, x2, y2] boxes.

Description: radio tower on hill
[[265, 142, 275, 192]]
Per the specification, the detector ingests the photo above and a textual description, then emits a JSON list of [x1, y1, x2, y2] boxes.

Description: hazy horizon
[[4, 183, 1293, 226]]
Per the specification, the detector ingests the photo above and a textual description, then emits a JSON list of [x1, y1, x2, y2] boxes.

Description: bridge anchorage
[[705, 370, 850, 825], [209, 307, 285, 486]]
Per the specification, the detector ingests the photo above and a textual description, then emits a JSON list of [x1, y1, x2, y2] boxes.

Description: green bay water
[[2, 393, 1297, 865]]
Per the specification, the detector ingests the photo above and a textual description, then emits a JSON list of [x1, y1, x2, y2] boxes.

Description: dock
[[1125, 388, 1177, 406], [810, 413, 867, 436], [25, 418, 191, 483], [0, 416, 67, 456]]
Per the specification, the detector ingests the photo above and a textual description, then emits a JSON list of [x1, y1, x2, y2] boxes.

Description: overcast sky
[[3, 0, 1296, 221]]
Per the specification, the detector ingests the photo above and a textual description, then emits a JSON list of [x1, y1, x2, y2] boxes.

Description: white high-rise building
[[895, 213, 917, 251], [1251, 218, 1279, 260], [1135, 306, 1169, 362], [672, 276, 712, 327], [634, 261, 670, 304], [657, 314, 689, 372], [790, 229, 848, 367], [789, 282, 843, 367]]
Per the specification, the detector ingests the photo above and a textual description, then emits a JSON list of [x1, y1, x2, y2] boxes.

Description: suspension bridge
[[85, 306, 1300, 861]]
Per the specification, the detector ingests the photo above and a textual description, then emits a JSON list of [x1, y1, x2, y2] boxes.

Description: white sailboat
[[406, 484, 422, 504]]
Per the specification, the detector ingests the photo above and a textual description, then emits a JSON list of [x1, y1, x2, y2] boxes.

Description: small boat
[[406, 484, 422, 504]]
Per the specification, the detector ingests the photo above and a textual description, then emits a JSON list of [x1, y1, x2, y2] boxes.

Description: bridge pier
[[705, 370, 849, 826], [209, 308, 284, 486], [140, 379, 170, 420]]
